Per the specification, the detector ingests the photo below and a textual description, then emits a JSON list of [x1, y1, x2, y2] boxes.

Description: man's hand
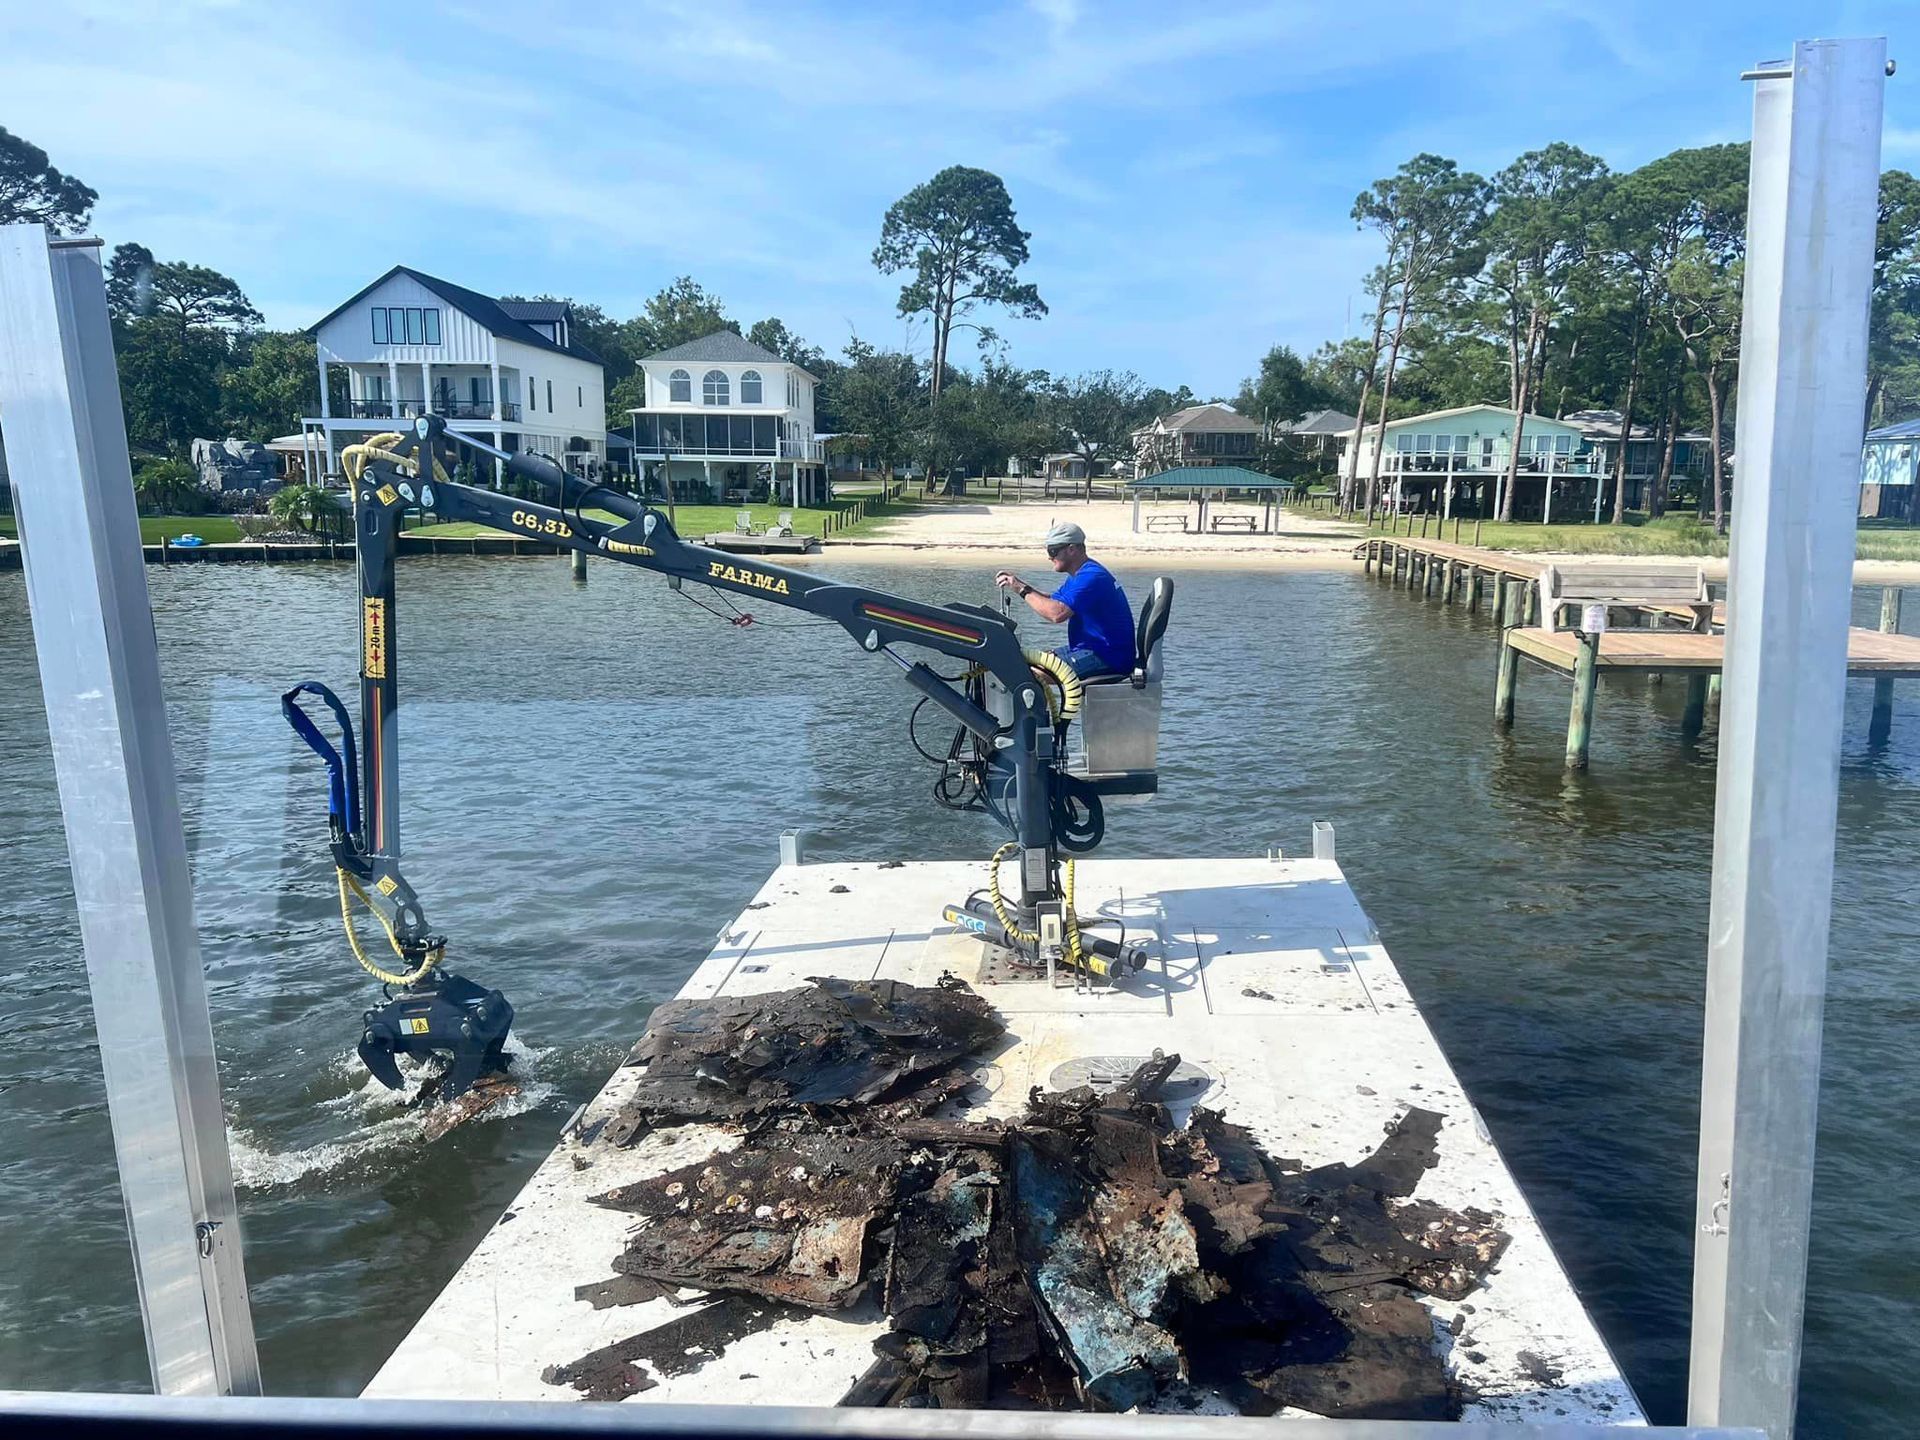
[[994, 570, 1023, 591]]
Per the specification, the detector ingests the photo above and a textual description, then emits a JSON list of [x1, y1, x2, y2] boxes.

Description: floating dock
[[366, 849, 1640, 1422], [702, 532, 822, 555]]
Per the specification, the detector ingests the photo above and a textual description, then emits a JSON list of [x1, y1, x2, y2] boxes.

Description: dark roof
[[1866, 419, 1920, 441], [1154, 403, 1261, 434], [1126, 464, 1292, 490], [643, 331, 792, 368], [306, 266, 601, 365], [498, 299, 570, 323], [1278, 408, 1358, 435]]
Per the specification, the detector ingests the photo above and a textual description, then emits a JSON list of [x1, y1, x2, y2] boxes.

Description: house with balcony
[[1132, 403, 1261, 476], [1347, 403, 1596, 521], [301, 266, 606, 485], [626, 332, 825, 506], [1563, 410, 1714, 509]]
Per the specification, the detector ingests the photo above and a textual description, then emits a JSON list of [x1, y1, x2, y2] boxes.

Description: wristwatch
[[1019, 582, 1034, 598]]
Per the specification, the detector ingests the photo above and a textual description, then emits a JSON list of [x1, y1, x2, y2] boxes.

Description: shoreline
[[11, 533, 1920, 586]]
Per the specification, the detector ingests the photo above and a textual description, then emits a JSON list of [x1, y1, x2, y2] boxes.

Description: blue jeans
[[1052, 644, 1118, 680]]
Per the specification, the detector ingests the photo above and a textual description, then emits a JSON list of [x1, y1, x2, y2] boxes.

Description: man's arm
[[995, 570, 1072, 624]]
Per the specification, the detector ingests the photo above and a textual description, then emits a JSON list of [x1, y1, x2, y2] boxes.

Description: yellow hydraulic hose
[[987, 842, 1040, 944], [337, 867, 442, 987], [986, 843, 1094, 974], [341, 432, 453, 488], [1022, 649, 1084, 724]]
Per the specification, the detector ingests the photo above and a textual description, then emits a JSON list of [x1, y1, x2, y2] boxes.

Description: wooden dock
[[1359, 533, 1918, 766], [1358, 534, 1553, 628], [1500, 619, 1920, 766], [702, 531, 821, 555]]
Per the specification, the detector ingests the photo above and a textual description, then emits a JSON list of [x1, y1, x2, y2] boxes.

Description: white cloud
[[5, 0, 1913, 396]]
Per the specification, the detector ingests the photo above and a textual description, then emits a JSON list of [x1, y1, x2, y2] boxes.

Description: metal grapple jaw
[[358, 970, 515, 1102]]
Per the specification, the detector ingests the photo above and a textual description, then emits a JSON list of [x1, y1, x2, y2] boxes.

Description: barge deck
[[366, 851, 1640, 1423]]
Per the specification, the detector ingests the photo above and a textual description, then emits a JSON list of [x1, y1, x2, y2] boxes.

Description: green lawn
[[0, 514, 247, 544], [1356, 511, 1920, 561], [408, 497, 926, 543]]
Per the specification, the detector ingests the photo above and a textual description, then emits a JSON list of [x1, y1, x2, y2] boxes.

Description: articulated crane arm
[[283, 415, 1122, 1102]]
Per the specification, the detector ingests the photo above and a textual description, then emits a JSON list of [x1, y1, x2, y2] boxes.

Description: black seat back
[[1134, 576, 1174, 679]]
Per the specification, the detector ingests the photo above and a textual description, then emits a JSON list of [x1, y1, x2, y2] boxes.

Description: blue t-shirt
[[1052, 559, 1135, 673]]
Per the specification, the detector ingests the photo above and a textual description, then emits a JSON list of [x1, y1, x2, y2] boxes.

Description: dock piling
[[1683, 672, 1710, 740], [570, 548, 587, 582], [1495, 629, 1519, 725], [1871, 586, 1902, 744], [1566, 632, 1599, 768]]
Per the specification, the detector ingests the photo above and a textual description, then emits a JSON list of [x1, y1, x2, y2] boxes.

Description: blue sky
[[4, 0, 1916, 396]]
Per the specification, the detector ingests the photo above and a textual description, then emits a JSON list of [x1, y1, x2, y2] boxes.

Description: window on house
[[423, 309, 440, 345], [669, 369, 691, 403], [529, 376, 536, 411], [703, 369, 729, 406], [371, 309, 389, 344], [740, 370, 762, 404], [402, 308, 420, 344], [547, 379, 553, 412], [577, 385, 583, 407]]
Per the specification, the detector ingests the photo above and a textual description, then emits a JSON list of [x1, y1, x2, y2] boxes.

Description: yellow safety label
[[376, 484, 399, 506], [363, 598, 387, 679], [405, 1017, 430, 1035], [375, 875, 398, 896]]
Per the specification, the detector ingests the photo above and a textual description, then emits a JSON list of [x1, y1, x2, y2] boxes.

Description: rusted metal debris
[[591, 1131, 905, 1309], [553, 982, 1510, 1416], [602, 976, 1003, 1145]]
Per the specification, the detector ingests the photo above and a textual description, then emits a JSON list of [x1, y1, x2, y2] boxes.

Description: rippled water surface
[[1, 555, 1916, 1433]]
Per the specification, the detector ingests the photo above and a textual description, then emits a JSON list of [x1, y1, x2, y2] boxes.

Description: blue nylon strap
[[280, 681, 360, 838]]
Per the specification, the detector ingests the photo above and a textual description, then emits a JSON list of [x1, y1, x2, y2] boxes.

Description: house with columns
[[626, 332, 827, 505], [302, 266, 606, 484]]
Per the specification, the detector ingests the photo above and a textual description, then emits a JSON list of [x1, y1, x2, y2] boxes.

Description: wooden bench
[[1209, 514, 1258, 534], [1536, 562, 1712, 631]]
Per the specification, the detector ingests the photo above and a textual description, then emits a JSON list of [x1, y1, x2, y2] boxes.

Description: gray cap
[[1043, 520, 1086, 548]]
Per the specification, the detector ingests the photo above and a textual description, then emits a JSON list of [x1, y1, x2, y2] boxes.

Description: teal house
[[1351, 403, 1593, 520], [1861, 418, 1920, 520]]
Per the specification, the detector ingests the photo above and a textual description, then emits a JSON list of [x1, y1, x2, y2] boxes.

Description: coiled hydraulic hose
[[341, 432, 453, 488], [986, 842, 1088, 970], [336, 867, 442, 987], [1022, 649, 1084, 724]]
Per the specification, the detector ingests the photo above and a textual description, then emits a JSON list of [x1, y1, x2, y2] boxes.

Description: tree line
[[1239, 143, 1920, 530], [10, 119, 1920, 521]]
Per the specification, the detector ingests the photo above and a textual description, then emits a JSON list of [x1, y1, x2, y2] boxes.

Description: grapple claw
[[358, 971, 515, 1102]]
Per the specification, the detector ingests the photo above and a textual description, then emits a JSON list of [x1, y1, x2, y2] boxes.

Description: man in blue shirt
[[995, 521, 1136, 678]]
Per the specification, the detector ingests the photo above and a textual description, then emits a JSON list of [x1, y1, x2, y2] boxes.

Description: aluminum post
[[0, 224, 261, 1395], [1687, 39, 1884, 1439]]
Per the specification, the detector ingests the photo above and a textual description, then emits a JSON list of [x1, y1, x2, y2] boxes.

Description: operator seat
[[1070, 577, 1173, 796]]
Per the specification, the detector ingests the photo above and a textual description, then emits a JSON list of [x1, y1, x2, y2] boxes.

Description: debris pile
[[550, 981, 1510, 1416], [602, 975, 1003, 1144]]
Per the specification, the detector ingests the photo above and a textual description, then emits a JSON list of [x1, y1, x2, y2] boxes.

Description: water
[[1, 555, 1916, 1432]]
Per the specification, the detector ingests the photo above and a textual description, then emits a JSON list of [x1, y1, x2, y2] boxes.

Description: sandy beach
[[816, 498, 1920, 585]]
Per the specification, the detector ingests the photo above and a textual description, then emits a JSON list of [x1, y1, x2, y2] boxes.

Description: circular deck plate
[[1047, 1055, 1215, 1104]]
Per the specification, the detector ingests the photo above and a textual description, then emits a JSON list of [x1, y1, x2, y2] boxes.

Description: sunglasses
[[1047, 543, 1069, 558]]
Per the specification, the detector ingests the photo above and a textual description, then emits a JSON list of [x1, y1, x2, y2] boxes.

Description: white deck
[[366, 855, 1642, 1424]]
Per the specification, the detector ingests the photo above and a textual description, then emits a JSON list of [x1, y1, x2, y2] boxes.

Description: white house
[[303, 266, 606, 484], [626, 332, 826, 505]]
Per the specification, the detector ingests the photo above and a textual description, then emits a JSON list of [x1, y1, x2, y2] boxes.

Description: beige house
[[1132, 403, 1261, 475]]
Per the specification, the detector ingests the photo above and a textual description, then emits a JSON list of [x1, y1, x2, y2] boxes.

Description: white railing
[[1376, 452, 1595, 477]]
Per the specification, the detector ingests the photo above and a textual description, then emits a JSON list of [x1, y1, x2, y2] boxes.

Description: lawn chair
[[733, 510, 756, 536], [769, 510, 795, 537]]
